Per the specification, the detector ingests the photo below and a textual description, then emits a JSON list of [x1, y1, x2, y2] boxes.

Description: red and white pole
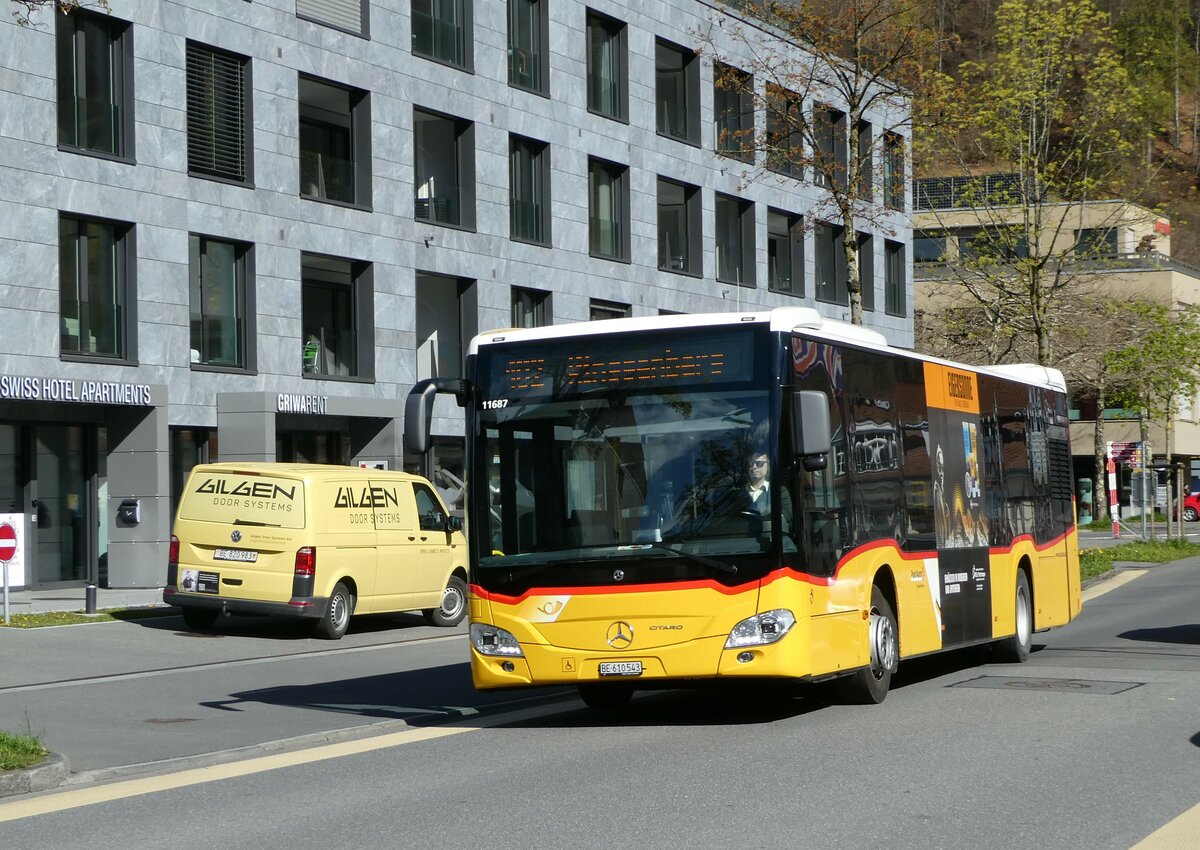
[[1106, 448, 1120, 539]]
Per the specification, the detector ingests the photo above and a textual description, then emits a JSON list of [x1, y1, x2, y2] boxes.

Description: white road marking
[[1131, 799, 1200, 849], [1082, 569, 1147, 603]]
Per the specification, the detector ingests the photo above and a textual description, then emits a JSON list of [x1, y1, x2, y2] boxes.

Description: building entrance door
[[33, 424, 91, 586]]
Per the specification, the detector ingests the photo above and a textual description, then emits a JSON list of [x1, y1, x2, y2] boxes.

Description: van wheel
[[181, 607, 219, 630], [315, 582, 354, 640], [424, 576, 468, 627], [837, 585, 898, 705], [995, 571, 1032, 663]]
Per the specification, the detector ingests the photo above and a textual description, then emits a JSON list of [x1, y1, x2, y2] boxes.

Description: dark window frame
[[512, 286, 551, 328], [301, 252, 375, 382], [56, 9, 135, 162], [589, 299, 631, 321], [188, 234, 256, 373], [657, 177, 702, 276], [588, 156, 630, 262], [296, 0, 370, 39], [765, 83, 802, 179], [186, 41, 254, 186], [298, 74, 372, 210], [883, 131, 905, 210], [586, 10, 628, 123], [715, 192, 755, 287], [508, 0, 549, 96], [767, 208, 803, 296], [58, 213, 137, 364], [856, 120, 873, 202], [885, 239, 906, 317], [655, 37, 700, 146], [414, 106, 477, 231], [509, 134, 551, 246], [858, 231, 875, 312], [714, 62, 754, 162], [813, 104, 847, 191], [412, 0, 474, 72], [815, 221, 847, 305]]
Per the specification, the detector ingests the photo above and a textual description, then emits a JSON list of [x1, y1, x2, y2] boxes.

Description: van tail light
[[166, 535, 180, 589], [290, 547, 316, 605], [294, 547, 316, 577]]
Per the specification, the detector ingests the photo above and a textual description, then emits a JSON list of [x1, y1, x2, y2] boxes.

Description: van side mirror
[[446, 515, 463, 533], [792, 390, 831, 469]]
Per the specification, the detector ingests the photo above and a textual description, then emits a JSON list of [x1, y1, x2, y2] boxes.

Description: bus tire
[[996, 571, 1032, 663], [424, 575, 468, 627], [315, 582, 354, 640], [837, 585, 898, 705], [578, 683, 634, 710], [181, 607, 219, 630]]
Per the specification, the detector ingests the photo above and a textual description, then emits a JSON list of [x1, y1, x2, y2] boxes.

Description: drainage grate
[[949, 676, 1143, 695]]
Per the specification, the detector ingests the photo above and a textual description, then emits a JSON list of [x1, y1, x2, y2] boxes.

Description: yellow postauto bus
[[405, 308, 1081, 708]]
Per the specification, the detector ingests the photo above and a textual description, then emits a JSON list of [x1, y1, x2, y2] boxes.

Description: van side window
[[413, 483, 447, 532]]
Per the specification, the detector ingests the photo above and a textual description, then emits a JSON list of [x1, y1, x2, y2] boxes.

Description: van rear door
[[173, 468, 305, 603], [317, 479, 380, 611]]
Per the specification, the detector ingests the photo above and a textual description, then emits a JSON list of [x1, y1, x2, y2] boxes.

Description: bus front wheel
[[837, 585, 898, 705], [578, 683, 634, 710]]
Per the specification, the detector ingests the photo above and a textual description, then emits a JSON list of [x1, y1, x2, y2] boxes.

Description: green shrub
[[0, 730, 47, 771]]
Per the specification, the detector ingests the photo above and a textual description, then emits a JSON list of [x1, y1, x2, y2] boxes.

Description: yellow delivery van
[[163, 463, 468, 639]]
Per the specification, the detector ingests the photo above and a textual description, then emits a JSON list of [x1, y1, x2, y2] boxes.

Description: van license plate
[[214, 548, 258, 563], [598, 661, 643, 677]]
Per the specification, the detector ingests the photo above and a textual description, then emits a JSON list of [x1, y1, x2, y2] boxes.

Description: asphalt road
[[2, 560, 1200, 849]]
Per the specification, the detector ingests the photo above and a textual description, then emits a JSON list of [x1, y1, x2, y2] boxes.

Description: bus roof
[[468, 307, 1066, 393]]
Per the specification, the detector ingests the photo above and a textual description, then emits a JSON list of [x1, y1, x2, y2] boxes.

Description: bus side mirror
[[792, 390, 831, 470], [404, 378, 468, 454]]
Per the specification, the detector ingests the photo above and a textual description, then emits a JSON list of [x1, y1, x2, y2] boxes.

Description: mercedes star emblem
[[613, 569, 625, 581], [606, 621, 634, 649]]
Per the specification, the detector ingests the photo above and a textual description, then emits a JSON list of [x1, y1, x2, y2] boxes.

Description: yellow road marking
[[1083, 569, 1147, 603], [1132, 799, 1200, 848]]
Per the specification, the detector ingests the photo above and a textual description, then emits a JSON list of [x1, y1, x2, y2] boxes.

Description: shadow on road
[[1118, 624, 1200, 645], [126, 609, 444, 641]]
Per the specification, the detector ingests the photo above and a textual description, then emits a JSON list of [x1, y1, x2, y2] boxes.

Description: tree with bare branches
[[10, 1, 109, 26]]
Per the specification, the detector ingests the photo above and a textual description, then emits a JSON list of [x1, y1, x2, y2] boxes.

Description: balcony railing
[[914, 251, 1200, 281]]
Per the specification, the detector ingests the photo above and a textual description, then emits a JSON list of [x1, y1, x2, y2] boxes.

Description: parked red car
[[1184, 493, 1200, 522]]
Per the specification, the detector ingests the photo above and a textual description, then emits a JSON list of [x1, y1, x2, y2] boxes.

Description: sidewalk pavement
[[1, 585, 166, 616]]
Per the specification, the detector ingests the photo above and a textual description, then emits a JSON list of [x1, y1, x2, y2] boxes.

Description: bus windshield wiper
[[643, 544, 738, 576], [232, 518, 280, 527]]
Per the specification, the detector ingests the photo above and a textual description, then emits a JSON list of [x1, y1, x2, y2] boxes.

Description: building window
[[913, 231, 946, 263], [856, 121, 873, 202], [655, 38, 699, 145], [508, 0, 547, 94], [587, 11, 627, 121], [56, 9, 133, 159], [957, 227, 1027, 261], [858, 232, 875, 312], [415, 108, 476, 229], [299, 75, 371, 208], [885, 239, 905, 317], [59, 214, 134, 360], [189, 236, 252, 369], [186, 42, 252, 184], [657, 178, 700, 275], [512, 287, 550, 328], [301, 254, 373, 379], [297, 0, 367, 36], [815, 222, 847, 305], [416, 273, 476, 381], [590, 299, 630, 321], [510, 135, 550, 245], [767, 209, 803, 296], [714, 63, 753, 161], [412, 0, 471, 70], [813, 105, 847, 190], [716, 194, 755, 286], [883, 132, 905, 210], [588, 157, 629, 261], [1075, 227, 1119, 257], [765, 83, 802, 179]]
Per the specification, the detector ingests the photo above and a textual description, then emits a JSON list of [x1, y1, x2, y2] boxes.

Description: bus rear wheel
[[995, 571, 1032, 663], [837, 585, 898, 705], [578, 683, 634, 710]]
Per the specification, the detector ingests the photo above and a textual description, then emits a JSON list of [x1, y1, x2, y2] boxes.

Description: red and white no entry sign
[[0, 522, 16, 562]]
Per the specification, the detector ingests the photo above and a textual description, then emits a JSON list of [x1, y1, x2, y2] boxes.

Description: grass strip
[[0, 607, 174, 629], [0, 731, 48, 772], [1079, 538, 1200, 581]]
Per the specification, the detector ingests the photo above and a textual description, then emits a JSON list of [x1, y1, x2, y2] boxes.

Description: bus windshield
[[471, 326, 781, 582]]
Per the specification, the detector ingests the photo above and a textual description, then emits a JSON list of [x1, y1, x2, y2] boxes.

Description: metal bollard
[[85, 583, 97, 615]]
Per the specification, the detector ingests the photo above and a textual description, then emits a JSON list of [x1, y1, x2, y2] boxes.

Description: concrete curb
[[0, 751, 70, 798]]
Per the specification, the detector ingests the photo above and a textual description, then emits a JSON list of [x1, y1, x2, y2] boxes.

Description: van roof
[[194, 463, 424, 481]]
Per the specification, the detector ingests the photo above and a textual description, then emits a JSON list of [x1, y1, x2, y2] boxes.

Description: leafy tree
[[700, 0, 950, 324], [920, 0, 1155, 364]]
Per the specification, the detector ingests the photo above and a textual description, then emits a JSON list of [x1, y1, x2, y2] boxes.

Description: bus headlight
[[470, 623, 525, 657], [724, 609, 796, 648]]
